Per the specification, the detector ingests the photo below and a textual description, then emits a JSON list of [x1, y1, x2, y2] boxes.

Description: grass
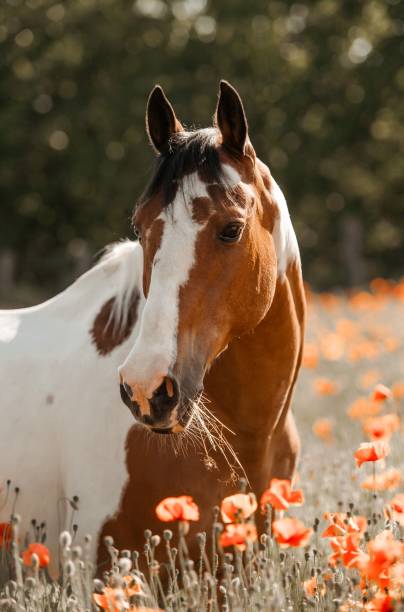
[[1, 280, 403, 611]]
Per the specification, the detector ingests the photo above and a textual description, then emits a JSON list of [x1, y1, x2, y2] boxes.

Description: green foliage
[[1, 0, 403, 296]]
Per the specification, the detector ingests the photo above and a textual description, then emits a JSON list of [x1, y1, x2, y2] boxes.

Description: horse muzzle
[[119, 376, 190, 434]]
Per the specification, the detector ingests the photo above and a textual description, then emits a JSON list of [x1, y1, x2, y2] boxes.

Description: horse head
[[119, 81, 296, 433]]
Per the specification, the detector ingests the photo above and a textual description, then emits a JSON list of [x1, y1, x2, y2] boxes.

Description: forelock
[[137, 128, 233, 209]]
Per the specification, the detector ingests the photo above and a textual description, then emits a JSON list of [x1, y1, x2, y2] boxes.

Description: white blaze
[[119, 172, 208, 397]]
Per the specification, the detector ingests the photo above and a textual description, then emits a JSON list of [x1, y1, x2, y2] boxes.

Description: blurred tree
[[0, 0, 403, 302]]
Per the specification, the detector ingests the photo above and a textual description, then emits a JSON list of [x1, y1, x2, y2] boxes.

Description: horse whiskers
[[143, 396, 248, 484], [196, 395, 236, 436], [184, 397, 249, 486]]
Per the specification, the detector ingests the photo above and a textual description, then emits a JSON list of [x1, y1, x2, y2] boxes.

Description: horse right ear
[[146, 85, 183, 154], [215, 80, 248, 156]]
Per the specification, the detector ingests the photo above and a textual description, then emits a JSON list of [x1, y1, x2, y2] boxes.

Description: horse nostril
[[150, 376, 179, 421]]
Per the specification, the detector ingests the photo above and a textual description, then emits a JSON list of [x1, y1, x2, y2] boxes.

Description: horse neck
[[204, 261, 306, 445]]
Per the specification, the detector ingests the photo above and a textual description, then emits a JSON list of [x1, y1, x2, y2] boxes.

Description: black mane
[[138, 127, 227, 207]]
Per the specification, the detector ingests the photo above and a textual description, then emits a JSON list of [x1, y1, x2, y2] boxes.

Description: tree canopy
[[1, 0, 403, 301]]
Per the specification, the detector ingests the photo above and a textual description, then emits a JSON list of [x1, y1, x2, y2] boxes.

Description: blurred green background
[[1, 0, 403, 306]]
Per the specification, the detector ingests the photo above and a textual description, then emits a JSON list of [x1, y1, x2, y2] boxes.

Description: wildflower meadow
[[1, 279, 403, 611]]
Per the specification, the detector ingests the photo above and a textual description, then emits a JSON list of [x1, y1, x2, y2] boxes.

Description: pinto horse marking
[[0, 82, 305, 574], [91, 290, 140, 356]]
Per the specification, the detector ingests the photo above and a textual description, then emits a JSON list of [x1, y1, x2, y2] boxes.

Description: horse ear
[[146, 85, 183, 154], [215, 80, 248, 156]]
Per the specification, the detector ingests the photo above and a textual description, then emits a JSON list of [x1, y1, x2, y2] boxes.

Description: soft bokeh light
[[0, 0, 403, 304]]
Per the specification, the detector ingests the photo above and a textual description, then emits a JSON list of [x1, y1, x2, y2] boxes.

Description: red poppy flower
[[328, 534, 367, 569], [322, 512, 367, 539], [364, 593, 396, 612], [0, 523, 11, 548], [361, 468, 400, 491], [363, 414, 400, 441], [22, 543, 50, 568], [358, 530, 404, 589], [312, 418, 334, 442], [272, 517, 312, 548], [347, 398, 382, 421], [385, 492, 404, 526], [392, 382, 404, 399], [219, 523, 257, 551], [260, 479, 304, 512], [313, 378, 337, 396], [302, 344, 318, 369], [220, 493, 257, 524], [372, 384, 392, 402], [354, 441, 390, 467], [155, 496, 199, 523]]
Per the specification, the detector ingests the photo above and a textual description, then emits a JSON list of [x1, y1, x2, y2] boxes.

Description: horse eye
[[219, 222, 244, 243]]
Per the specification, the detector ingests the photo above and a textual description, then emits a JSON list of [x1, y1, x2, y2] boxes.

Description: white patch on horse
[[222, 164, 256, 199], [119, 172, 208, 401], [0, 314, 21, 342], [271, 178, 300, 277], [0, 241, 144, 572]]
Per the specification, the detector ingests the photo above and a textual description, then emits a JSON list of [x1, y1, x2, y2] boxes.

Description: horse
[[0, 81, 305, 572]]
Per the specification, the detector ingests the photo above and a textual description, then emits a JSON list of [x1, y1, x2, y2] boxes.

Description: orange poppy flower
[[155, 496, 199, 523], [363, 414, 400, 441], [319, 333, 344, 361], [318, 292, 341, 310], [384, 337, 399, 352], [386, 493, 404, 526], [219, 523, 258, 551], [393, 278, 404, 299], [361, 468, 400, 491], [220, 493, 257, 524], [0, 523, 11, 548], [349, 291, 379, 311], [392, 382, 404, 400], [260, 479, 304, 512], [312, 418, 334, 442], [336, 318, 358, 339], [303, 575, 326, 597], [313, 378, 337, 396], [372, 384, 392, 402], [322, 512, 367, 539], [354, 441, 390, 468], [93, 576, 143, 611], [302, 343, 318, 369], [358, 530, 404, 590], [364, 593, 396, 612], [347, 398, 382, 421], [359, 369, 381, 390], [22, 543, 50, 568], [370, 278, 392, 295], [328, 534, 367, 569], [272, 517, 312, 548]]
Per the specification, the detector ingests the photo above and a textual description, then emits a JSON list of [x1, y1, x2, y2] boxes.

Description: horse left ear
[[146, 85, 183, 154], [215, 80, 248, 156]]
